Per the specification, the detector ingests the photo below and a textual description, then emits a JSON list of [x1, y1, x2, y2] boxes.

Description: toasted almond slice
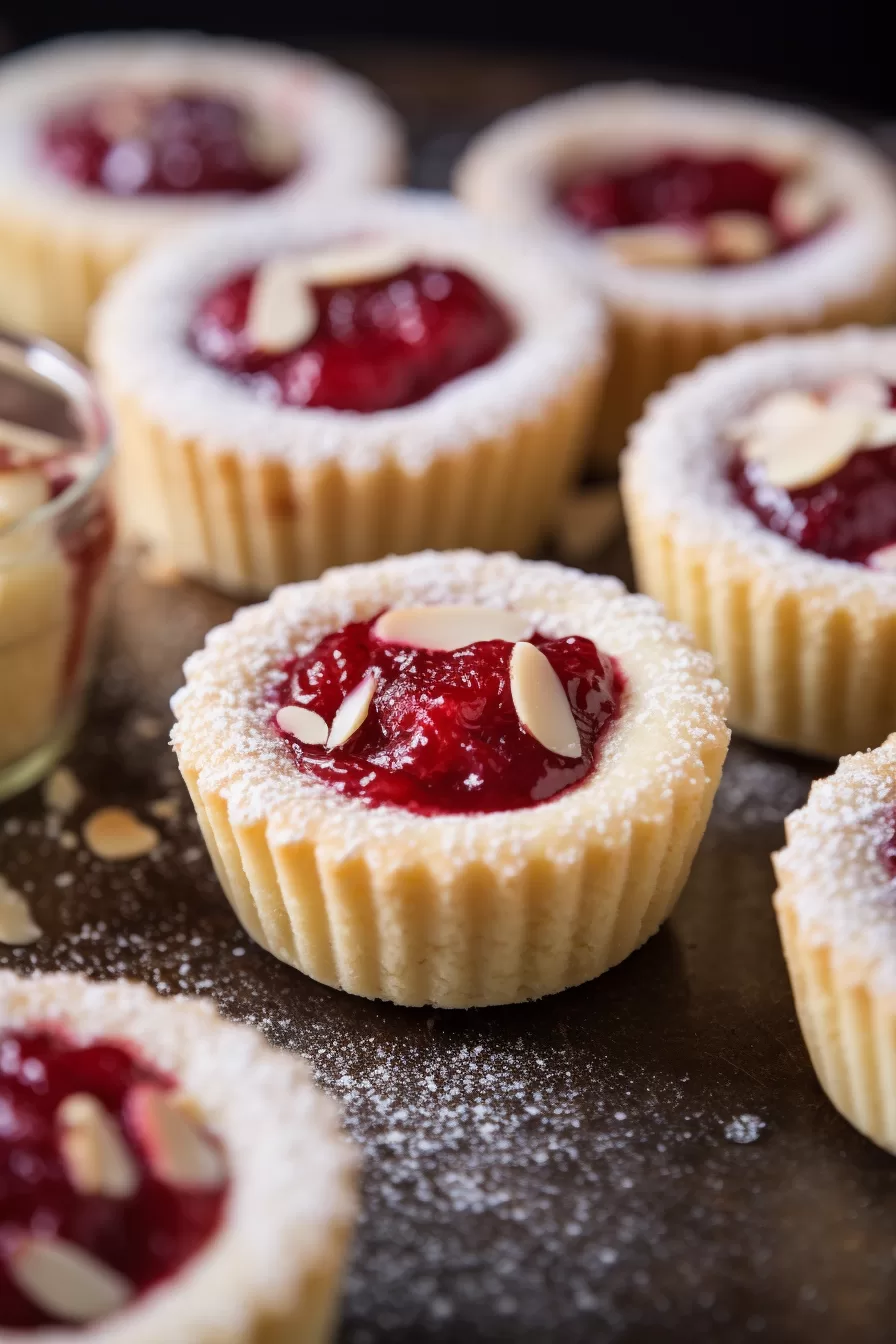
[[730, 390, 823, 446], [58, 1093, 140, 1198], [603, 223, 705, 268], [0, 468, 49, 528], [43, 765, 83, 815], [827, 372, 890, 411], [705, 211, 775, 265], [868, 543, 896, 570], [773, 175, 831, 236], [373, 605, 532, 652], [556, 484, 622, 566], [126, 1086, 227, 1190], [754, 406, 870, 488], [301, 238, 414, 287], [246, 255, 317, 354], [866, 409, 896, 447], [8, 1236, 132, 1324], [327, 671, 378, 750], [275, 704, 329, 745], [0, 417, 67, 463], [83, 807, 160, 861], [509, 641, 582, 759], [0, 874, 41, 946]]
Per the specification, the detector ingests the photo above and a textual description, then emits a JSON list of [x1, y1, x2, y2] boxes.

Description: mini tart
[[91, 194, 605, 596], [621, 326, 896, 759], [0, 33, 402, 353], [0, 969, 357, 1341], [170, 550, 729, 1009], [456, 84, 896, 471], [773, 734, 896, 1155]]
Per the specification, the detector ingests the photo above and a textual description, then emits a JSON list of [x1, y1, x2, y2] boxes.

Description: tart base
[[108, 364, 602, 595]]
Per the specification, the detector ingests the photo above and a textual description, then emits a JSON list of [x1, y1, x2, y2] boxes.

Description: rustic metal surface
[[3, 48, 896, 1344]]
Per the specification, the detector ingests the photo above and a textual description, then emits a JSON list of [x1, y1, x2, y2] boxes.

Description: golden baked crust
[[622, 326, 896, 758], [0, 33, 403, 352], [0, 969, 357, 1342], [171, 550, 729, 1008], [91, 193, 606, 596], [456, 84, 896, 470], [773, 734, 896, 1154]]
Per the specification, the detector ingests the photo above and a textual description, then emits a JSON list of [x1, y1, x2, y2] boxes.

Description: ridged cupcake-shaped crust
[[171, 550, 729, 1008], [774, 734, 896, 1154]]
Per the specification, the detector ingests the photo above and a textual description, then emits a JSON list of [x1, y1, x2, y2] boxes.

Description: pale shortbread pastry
[[0, 970, 357, 1341], [456, 84, 896, 470], [91, 193, 606, 595], [0, 33, 403, 352], [774, 734, 896, 1154], [622, 326, 896, 758], [171, 550, 729, 1009]]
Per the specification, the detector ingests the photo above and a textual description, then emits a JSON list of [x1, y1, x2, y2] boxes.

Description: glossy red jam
[[878, 808, 896, 877], [41, 92, 291, 196], [191, 263, 513, 413], [731, 384, 896, 564], [557, 151, 812, 258], [0, 1029, 226, 1330], [271, 617, 624, 814]]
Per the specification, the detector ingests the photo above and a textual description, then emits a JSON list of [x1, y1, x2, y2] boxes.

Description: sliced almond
[[865, 409, 896, 447], [556, 484, 622, 566], [0, 874, 41, 946], [275, 704, 329, 745], [148, 795, 180, 821], [705, 211, 775, 265], [509, 641, 582, 759], [300, 239, 414, 287], [0, 417, 67, 463], [603, 223, 705, 268], [753, 406, 870, 488], [0, 468, 49, 529], [7, 1236, 132, 1324], [83, 807, 160, 862], [246, 255, 317, 355], [58, 1093, 140, 1199], [729, 390, 823, 446], [327, 671, 378, 750], [827, 373, 890, 411], [868, 543, 896, 570], [373, 605, 532, 652], [773, 175, 831, 237], [43, 765, 83, 816], [126, 1086, 227, 1190]]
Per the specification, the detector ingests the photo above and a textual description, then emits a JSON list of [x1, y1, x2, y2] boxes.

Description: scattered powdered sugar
[[723, 1114, 767, 1144]]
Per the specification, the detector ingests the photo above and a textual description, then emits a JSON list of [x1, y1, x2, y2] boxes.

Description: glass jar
[[0, 328, 114, 801]]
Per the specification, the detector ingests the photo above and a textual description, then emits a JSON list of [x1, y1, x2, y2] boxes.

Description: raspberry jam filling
[[878, 808, 896, 877], [41, 92, 291, 196], [191, 262, 513, 413], [556, 151, 822, 260], [0, 431, 115, 693], [271, 615, 624, 815], [730, 383, 896, 565], [0, 1029, 227, 1330]]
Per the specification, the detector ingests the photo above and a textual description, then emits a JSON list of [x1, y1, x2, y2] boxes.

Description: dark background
[[1, 1, 894, 119]]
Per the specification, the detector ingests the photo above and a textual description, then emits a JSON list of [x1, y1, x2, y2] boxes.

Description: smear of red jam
[[41, 92, 290, 196], [557, 151, 815, 258], [190, 263, 513, 413], [271, 616, 624, 814], [730, 384, 896, 565], [0, 445, 115, 694], [0, 1029, 226, 1330], [878, 807, 896, 877]]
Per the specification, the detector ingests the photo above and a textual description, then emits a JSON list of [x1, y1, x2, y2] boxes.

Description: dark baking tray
[[3, 46, 896, 1344]]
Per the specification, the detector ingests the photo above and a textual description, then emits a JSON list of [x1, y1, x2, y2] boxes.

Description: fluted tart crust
[[91, 193, 605, 595], [0, 33, 403, 352], [456, 84, 896, 470], [774, 734, 896, 1154], [0, 970, 357, 1342], [170, 550, 729, 1008], [622, 326, 896, 758]]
